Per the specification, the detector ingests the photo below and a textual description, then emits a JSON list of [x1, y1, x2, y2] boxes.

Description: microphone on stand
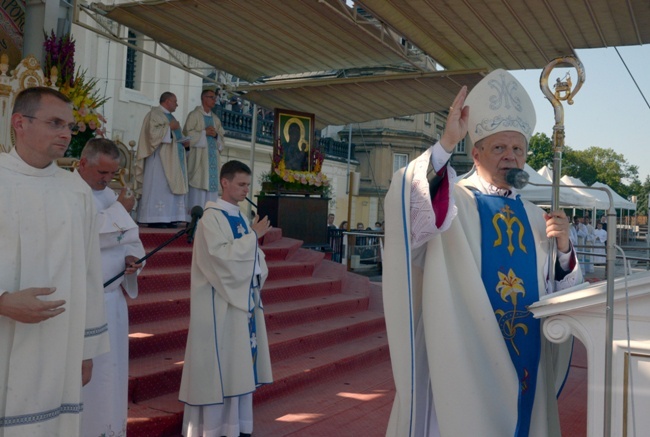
[[506, 168, 530, 190], [186, 205, 204, 244]]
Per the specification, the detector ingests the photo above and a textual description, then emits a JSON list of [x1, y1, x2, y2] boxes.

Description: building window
[[393, 153, 408, 174], [455, 138, 466, 154], [125, 30, 140, 90], [425, 113, 431, 124]]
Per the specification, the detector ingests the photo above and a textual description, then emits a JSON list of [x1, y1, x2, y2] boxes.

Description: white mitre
[[465, 69, 536, 148]]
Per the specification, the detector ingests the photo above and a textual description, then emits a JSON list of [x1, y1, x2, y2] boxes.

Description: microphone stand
[[103, 226, 191, 288]]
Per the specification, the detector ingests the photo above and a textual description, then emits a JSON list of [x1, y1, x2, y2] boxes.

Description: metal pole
[[603, 199, 617, 437], [248, 103, 258, 218], [346, 125, 352, 194]]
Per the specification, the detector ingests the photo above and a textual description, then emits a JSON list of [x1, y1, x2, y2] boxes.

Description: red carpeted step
[[127, 394, 183, 436], [129, 316, 188, 359], [139, 227, 194, 250], [262, 276, 342, 304], [137, 266, 191, 294], [265, 260, 317, 281], [253, 332, 389, 404], [261, 237, 303, 261], [140, 246, 193, 269], [129, 348, 186, 403], [127, 289, 190, 325], [263, 293, 370, 331], [261, 227, 283, 245], [267, 311, 386, 362]]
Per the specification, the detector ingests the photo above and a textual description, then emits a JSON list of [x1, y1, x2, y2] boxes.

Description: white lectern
[[530, 271, 650, 437]]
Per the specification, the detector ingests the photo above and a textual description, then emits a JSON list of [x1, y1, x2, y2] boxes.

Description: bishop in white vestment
[[384, 70, 583, 437]]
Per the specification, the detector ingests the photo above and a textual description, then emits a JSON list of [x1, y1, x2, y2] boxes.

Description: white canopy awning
[[82, 0, 650, 127], [591, 182, 637, 210]]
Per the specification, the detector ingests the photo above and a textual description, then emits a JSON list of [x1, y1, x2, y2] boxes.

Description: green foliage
[[526, 132, 646, 215], [526, 133, 555, 171]]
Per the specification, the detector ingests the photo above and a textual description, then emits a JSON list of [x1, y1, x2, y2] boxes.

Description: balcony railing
[[213, 106, 355, 161]]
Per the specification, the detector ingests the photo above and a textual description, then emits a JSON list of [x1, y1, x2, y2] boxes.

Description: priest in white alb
[[135, 91, 189, 227], [183, 89, 226, 219], [77, 138, 145, 437], [0, 87, 109, 436], [383, 70, 583, 437], [179, 160, 273, 437]]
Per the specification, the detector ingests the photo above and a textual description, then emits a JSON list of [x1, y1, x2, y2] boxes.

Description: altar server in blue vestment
[[383, 69, 583, 437], [179, 160, 273, 437]]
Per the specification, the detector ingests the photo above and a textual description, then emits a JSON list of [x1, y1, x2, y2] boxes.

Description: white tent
[[591, 182, 637, 210], [531, 166, 595, 207], [560, 175, 611, 210]]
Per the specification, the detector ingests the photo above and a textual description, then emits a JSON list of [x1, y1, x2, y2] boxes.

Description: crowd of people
[[1, 70, 599, 437]]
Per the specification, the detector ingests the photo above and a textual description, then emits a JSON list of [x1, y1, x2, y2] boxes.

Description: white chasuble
[[81, 183, 145, 437], [383, 146, 580, 437], [0, 150, 109, 437]]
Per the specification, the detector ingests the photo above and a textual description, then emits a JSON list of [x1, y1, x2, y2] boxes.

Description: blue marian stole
[[475, 192, 541, 437], [163, 112, 187, 179], [220, 210, 259, 382], [203, 114, 219, 192]]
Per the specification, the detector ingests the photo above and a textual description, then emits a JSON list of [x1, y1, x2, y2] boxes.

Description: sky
[[509, 45, 650, 183]]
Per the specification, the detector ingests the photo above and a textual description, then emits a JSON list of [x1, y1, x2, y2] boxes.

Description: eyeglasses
[[22, 115, 80, 133]]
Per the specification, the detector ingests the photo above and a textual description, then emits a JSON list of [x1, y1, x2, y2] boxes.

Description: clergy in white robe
[[184, 90, 226, 218], [77, 139, 146, 437], [383, 71, 582, 437], [0, 87, 109, 436], [179, 160, 273, 437], [593, 223, 607, 264], [136, 92, 189, 225], [584, 217, 595, 273]]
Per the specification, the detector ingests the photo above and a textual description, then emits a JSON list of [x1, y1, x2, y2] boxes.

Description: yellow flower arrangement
[[44, 32, 109, 157]]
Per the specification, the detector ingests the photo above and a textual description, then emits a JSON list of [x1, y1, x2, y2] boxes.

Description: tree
[[568, 147, 638, 197], [526, 132, 554, 171]]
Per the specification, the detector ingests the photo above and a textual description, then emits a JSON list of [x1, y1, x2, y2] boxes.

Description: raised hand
[[251, 215, 272, 238], [440, 86, 470, 153]]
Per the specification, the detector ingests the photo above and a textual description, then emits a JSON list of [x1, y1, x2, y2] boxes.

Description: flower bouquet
[[43, 31, 109, 158]]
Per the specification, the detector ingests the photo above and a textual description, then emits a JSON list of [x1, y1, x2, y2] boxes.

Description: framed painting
[[274, 108, 315, 172]]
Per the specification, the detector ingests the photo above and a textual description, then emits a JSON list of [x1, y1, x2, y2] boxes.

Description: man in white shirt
[[77, 138, 145, 437]]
